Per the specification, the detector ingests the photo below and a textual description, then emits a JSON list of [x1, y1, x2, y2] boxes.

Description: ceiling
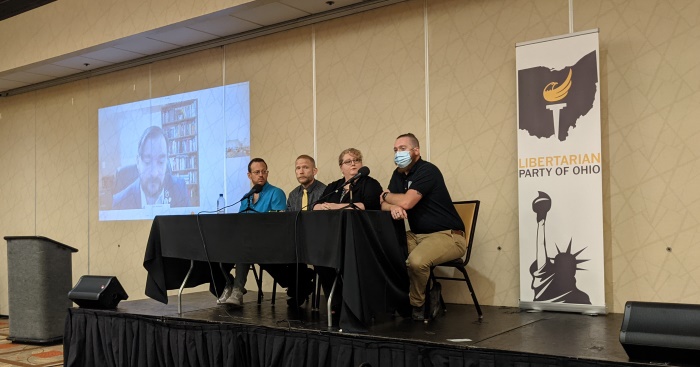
[[0, 0, 55, 21], [0, 0, 402, 96]]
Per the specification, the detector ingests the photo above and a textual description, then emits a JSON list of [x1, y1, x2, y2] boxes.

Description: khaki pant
[[406, 230, 466, 307]]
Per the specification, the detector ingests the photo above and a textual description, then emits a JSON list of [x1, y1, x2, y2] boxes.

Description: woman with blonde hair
[[314, 148, 382, 211]]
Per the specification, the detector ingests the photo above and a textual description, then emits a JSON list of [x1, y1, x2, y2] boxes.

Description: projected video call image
[[98, 83, 251, 221]]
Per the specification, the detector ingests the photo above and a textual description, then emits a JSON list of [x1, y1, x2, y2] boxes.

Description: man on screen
[[218, 158, 287, 306], [112, 126, 190, 210], [381, 133, 466, 321]]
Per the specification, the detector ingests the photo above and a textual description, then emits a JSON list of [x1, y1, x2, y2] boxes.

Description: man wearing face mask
[[380, 133, 466, 321]]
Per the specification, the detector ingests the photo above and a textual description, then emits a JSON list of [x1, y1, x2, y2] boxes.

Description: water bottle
[[217, 194, 225, 214]]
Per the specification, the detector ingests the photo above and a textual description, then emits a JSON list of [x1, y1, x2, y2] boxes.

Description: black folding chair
[[258, 266, 320, 310], [423, 200, 483, 322]]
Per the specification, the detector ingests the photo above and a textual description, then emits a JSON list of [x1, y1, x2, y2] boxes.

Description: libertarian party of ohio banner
[[516, 29, 605, 314]]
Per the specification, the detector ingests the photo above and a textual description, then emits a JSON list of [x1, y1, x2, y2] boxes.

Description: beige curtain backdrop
[[2, 0, 700, 315]]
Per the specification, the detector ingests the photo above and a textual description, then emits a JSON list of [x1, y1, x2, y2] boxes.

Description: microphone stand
[[345, 182, 361, 210], [308, 176, 363, 211]]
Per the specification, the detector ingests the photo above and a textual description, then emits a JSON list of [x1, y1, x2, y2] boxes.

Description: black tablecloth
[[143, 210, 410, 332]]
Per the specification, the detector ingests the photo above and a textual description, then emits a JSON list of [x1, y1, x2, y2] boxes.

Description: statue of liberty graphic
[[530, 191, 591, 304]]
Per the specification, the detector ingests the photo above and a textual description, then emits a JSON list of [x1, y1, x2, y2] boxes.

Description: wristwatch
[[382, 192, 389, 201]]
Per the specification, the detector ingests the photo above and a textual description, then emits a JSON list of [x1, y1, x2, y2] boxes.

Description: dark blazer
[[112, 174, 190, 210]]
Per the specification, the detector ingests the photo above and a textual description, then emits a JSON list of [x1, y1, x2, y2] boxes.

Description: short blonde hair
[[338, 148, 363, 166], [296, 154, 316, 167]]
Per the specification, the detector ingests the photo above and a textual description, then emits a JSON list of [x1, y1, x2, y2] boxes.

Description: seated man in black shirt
[[380, 133, 466, 321]]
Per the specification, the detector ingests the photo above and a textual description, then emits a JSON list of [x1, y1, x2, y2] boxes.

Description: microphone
[[241, 184, 263, 201], [342, 166, 370, 187], [307, 166, 370, 210]]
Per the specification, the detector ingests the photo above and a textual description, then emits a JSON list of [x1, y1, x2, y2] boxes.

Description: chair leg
[[423, 271, 434, 323], [252, 265, 264, 305], [311, 270, 321, 311], [253, 265, 278, 306], [458, 267, 482, 319], [271, 279, 277, 306], [309, 274, 314, 310], [312, 272, 321, 311]]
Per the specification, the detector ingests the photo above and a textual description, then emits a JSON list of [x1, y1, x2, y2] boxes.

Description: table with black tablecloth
[[143, 210, 410, 332]]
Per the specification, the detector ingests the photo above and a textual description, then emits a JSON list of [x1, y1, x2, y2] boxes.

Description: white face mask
[[394, 151, 412, 168]]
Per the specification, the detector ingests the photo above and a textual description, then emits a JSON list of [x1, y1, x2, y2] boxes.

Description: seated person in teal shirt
[[218, 158, 286, 306]]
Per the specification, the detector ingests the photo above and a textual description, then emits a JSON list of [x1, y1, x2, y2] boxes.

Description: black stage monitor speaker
[[620, 301, 700, 364], [68, 275, 128, 309]]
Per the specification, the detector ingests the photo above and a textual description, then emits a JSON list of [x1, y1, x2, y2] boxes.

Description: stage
[[62, 291, 662, 367]]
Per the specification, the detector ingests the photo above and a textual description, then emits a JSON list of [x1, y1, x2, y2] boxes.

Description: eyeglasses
[[341, 159, 362, 166], [251, 170, 269, 175]]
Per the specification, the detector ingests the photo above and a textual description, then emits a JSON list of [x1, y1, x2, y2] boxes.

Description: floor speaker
[[620, 301, 700, 364], [68, 275, 128, 309]]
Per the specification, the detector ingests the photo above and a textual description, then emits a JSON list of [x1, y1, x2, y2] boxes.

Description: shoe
[[411, 306, 425, 321], [217, 283, 233, 305], [286, 285, 312, 307], [286, 294, 310, 307], [410, 283, 442, 321], [225, 287, 244, 306], [286, 296, 306, 307]]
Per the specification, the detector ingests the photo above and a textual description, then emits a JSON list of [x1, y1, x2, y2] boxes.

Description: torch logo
[[518, 51, 598, 141]]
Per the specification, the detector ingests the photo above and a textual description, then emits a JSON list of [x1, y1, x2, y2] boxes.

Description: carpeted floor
[[0, 319, 63, 367]]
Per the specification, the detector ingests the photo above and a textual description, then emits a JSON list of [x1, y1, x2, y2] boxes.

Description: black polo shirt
[[388, 158, 464, 234]]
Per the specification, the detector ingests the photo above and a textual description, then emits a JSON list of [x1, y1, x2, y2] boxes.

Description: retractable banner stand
[[516, 29, 605, 314]]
